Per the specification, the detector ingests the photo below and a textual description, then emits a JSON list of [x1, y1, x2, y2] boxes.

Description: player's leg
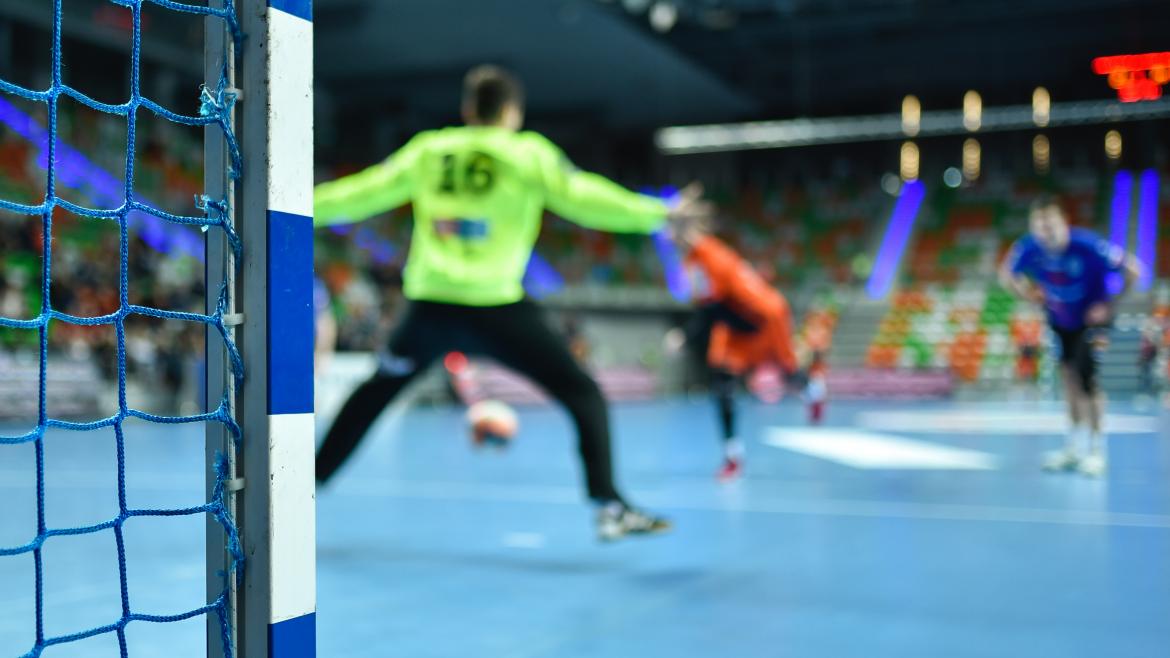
[[1063, 363, 1085, 428], [479, 301, 617, 501], [476, 300, 670, 540], [806, 372, 827, 425], [671, 306, 715, 396], [713, 369, 737, 442], [1075, 329, 1108, 477], [315, 302, 448, 484], [809, 399, 825, 424], [710, 367, 743, 481], [1045, 328, 1085, 472], [706, 325, 749, 479]]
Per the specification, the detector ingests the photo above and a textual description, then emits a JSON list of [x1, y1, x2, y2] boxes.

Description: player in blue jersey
[[999, 195, 1142, 477]]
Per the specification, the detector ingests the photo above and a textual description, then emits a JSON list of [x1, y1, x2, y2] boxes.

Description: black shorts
[[683, 302, 759, 355], [384, 298, 582, 376], [316, 298, 620, 501], [1052, 326, 1105, 394]]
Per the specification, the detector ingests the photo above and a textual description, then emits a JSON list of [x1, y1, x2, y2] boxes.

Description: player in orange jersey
[[667, 223, 801, 481]]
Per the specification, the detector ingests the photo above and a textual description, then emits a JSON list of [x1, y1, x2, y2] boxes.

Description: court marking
[[857, 409, 1160, 435], [8, 470, 1169, 530], [502, 532, 547, 550], [763, 428, 999, 470], [324, 478, 1170, 530]]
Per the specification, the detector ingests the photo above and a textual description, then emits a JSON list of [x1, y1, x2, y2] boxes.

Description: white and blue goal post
[[205, 1, 316, 657]]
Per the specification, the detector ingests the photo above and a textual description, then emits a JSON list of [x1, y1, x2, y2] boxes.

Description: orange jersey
[[686, 236, 797, 375]]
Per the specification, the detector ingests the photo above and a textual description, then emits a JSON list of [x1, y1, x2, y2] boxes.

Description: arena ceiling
[[1, 0, 1165, 132], [314, 0, 1168, 129]]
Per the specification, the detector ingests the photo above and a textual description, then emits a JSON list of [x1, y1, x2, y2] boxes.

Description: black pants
[[316, 299, 621, 502], [711, 369, 737, 442], [685, 303, 805, 445], [1053, 326, 1103, 395], [685, 302, 760, 349], [684, 303, 758, 445]]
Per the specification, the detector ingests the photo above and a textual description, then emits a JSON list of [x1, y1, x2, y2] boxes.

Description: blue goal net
[[0, 1, 246, 656]]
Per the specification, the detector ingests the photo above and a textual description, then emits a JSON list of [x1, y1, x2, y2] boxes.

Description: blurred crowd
[[3, 104, 1167, 410], [1, 100, 205, 409]]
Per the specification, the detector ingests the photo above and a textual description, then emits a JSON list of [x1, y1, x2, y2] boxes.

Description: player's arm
[[998, 243, 1044, 304], [1112, 253, 1143, 298], [998, 265, 1040, 301], [688, 235, 779, 330], [687, 235, 738, 302], [1091, 235, 1143, 298], [313, 134, 425, 228], [1087, 238, 1143, 324], [534, 136, 669, 233]]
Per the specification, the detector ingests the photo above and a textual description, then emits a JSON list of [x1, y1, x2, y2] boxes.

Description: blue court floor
[[2, 397, 1168, 657]]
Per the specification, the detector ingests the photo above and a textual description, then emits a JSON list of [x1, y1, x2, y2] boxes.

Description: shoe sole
[[598, 522, 673, 543]]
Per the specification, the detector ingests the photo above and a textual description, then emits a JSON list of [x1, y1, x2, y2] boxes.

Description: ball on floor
[[467, 399, 519, 448]]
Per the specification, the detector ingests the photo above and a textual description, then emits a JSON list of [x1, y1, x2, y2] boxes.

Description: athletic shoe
[[1078, 453, 1107, 478], [1042, 449, 1080, 472], [597, 504, 672, 542], [716, 458, 743, 483]]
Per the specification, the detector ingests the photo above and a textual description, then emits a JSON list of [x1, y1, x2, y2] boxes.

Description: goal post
[[205, 2, 316, 657]]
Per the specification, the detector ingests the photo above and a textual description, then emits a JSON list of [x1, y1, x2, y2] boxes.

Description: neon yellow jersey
[[314, 126, 670, 306]]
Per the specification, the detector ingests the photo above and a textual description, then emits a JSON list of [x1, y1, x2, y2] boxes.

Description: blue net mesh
[[0, 1, 245, 656]]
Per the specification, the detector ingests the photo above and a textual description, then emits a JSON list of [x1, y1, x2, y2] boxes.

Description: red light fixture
[[1093, 52, 1170, 102]]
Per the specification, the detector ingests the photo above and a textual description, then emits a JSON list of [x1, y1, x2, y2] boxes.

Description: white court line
[[763, 428, 998, 470], [333, 478, 1170, 530], [502, 532, 546, 550], [857, 409, 1160, 435], [7, 473, 1169, 530]]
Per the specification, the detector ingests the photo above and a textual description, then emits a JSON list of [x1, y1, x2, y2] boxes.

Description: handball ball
[[467, 400, 519, 448], [747, 365, 784, 404]]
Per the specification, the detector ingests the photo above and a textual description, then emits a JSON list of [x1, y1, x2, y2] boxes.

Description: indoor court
[[3, 397, 1167, 656], [2, 1, 1169, 657]]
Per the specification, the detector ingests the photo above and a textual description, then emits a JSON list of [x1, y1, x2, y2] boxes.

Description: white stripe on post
[[265, 2, 316, 657], [267, 7, 314, 219], [267, 412, 316, 624]]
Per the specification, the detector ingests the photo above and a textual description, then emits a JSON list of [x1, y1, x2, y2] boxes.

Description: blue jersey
[[1007, 228, 1125, 330]]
